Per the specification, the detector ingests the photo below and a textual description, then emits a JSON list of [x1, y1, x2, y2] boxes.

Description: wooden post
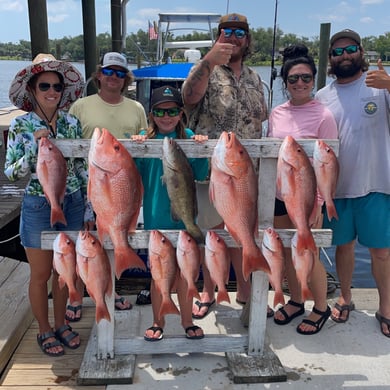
[[27, 0, 49, 58]]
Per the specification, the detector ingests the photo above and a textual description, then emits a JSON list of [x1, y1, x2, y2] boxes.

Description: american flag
[[148, 20, 158, 40]]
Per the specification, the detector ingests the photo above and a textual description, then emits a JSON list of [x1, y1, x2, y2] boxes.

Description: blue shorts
[[20, 190, 85, 249], [323, 192, 390, 248]]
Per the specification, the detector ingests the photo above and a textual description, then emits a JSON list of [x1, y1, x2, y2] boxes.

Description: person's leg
[[370, 247, 390, 336], [65, 276, 84, 321], [26, 248, 64, 355], [192, 243, 216, 318], [273, 214, 305, 323], [144, 280, 165, 340], [177, 274, 204, 339]]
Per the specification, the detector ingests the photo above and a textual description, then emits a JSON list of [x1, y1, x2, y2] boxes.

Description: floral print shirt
[[4, 110, 92, 220]]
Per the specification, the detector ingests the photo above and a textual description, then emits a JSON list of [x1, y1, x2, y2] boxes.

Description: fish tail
[[217, 289, 231, 304], [326, 201, 339, 221], [159, 298, 180, 318], [273, 290, 285, 308], [114, 246, 146, 279], [297, 231, 317, 256], [50, 207, 67, 227], [68, 288, 83, 304], [301, 285, 313, 301], [242, 247, 271, 281], [186, 226, 205, 245], [95, 303, 111, 323]]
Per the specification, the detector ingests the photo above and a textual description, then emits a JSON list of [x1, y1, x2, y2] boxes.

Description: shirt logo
[[364, 102, 377, 114]]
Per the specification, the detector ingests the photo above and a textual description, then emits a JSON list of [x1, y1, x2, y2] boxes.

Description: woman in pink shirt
[[267, 44, 338, 335]]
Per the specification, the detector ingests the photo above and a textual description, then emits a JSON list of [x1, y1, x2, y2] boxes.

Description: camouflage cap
[[218, 13, 249, 32]]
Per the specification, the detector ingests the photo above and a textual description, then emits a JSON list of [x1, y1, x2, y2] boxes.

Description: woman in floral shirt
[[4, 53, 91, 357]]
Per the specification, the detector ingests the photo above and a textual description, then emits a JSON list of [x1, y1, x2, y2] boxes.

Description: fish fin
[[159, 298, 180, 318], [273, 290, 285, 308], [301, 285, 313, 301], [114, 246, 146, 279], [217, 289, 231, 304], [69, 289, 82, 305], [326, 201, 339, 221], [58, 275, 66, 290], [242, 247, 271, 281], [95, 303, 111, 323], [50, 207, 67, 227], [296, 231, 317, 256]]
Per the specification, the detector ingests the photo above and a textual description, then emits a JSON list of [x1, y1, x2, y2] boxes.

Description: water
[[0, 60, 376, 288]]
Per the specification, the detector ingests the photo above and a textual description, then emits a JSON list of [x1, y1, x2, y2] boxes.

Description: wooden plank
[[52, 138, 339, 158], [0, 259, 33, 374], [77, 307, 140, 385], [41, 228, 333, 250], [226, 349, 287, 384]]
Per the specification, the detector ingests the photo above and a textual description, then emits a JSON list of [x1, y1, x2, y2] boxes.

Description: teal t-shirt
[[136, 129, 209, 230]]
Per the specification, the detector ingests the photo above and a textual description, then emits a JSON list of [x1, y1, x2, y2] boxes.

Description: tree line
[[1, 27, 390, 64]]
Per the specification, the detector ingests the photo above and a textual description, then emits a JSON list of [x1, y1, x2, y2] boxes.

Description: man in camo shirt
[[182, 13, 269, 319]]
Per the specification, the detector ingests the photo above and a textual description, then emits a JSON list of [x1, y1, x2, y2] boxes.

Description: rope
[[0, 233, 20, 244]]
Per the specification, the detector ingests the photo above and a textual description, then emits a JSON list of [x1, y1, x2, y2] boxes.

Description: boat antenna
[[269, 0, 278, 109], [226, 0, 230, 14]]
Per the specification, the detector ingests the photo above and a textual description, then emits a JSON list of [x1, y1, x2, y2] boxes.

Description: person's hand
[[192, 134, 208, 144], [131, 134, 148, 143], [33, 128, 51, 142], [204, 30, 235, 66], [365, 59, 390, 91]]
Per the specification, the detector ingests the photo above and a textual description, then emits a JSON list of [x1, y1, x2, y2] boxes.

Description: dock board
[[0, 257, 33, 374]]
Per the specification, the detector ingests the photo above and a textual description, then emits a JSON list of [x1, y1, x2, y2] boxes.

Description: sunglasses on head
[[223, 28, 247, 39], [101, 67, 127, 79], [287, 73, 313, 84], [152, 107, 181, 117], [38, 82, 64, 93], [331, 44, 359, 57]]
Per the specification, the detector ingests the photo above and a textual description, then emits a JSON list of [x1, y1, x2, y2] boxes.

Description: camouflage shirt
[[186, 63, 268, 139]]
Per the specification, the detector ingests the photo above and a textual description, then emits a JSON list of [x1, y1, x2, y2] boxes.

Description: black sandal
[[55, 324, 80, 349], [185, 325, 204, 339], [37, 331, 64, 357], [296, 306, 331, 335], [274, 300, 305, 325]]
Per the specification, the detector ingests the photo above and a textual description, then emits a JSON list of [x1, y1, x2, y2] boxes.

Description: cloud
[[360, 0, 383, 4], [360, 16, 374, 23], [0, 0, 23, 12]]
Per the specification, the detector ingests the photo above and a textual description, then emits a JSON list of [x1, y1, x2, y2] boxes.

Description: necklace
[[33, 94, 58, 137]]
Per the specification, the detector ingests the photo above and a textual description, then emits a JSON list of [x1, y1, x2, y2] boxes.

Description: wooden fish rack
[[41, 138, 338, 385]]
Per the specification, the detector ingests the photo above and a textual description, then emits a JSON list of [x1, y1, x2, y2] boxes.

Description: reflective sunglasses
[[223, 28, 247, 39], [331, 44, 359, 57], [101, 67, 127, 79], [152, 107, 181, 117], [38, 82, 64, 93], [287, 73, 313, 84]]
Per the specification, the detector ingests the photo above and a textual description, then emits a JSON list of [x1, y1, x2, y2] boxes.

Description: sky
[[1, 0, 390, 44]]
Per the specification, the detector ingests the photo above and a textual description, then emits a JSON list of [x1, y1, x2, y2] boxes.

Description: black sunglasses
[[152, 107, 181, 117], [38, 82, 64, 93], [331, 45, 359, 57], [287, 73, 313, 84], [223, 28, 247, 39], [101, 67, 127, 79]]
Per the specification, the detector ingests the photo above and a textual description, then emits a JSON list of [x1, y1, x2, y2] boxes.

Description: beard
[[330, 55, 363, 79]]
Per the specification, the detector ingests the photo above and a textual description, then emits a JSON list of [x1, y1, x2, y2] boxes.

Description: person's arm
[[366, 59, 390, 92], [182, 30, 234, 107]]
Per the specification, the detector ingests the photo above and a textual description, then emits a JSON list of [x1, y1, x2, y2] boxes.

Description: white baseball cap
[[101, 52, 128, 70]]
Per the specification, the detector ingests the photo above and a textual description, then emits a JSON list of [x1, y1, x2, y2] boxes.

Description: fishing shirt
[[185, 64, 268, 139], [69, 94, 147, 139], [316, 73, 390, 198], [135, 129, 209, 230]]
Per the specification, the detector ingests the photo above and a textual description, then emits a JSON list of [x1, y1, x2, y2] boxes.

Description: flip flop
[[375, 311, 390, 338], [115, 296, 132, 310], [185, 325, 204, 339], [65, 304, 82, 322], [331, 301, 355, 323], [144, 326, 164, 342], [192, 299, 216, 319]]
